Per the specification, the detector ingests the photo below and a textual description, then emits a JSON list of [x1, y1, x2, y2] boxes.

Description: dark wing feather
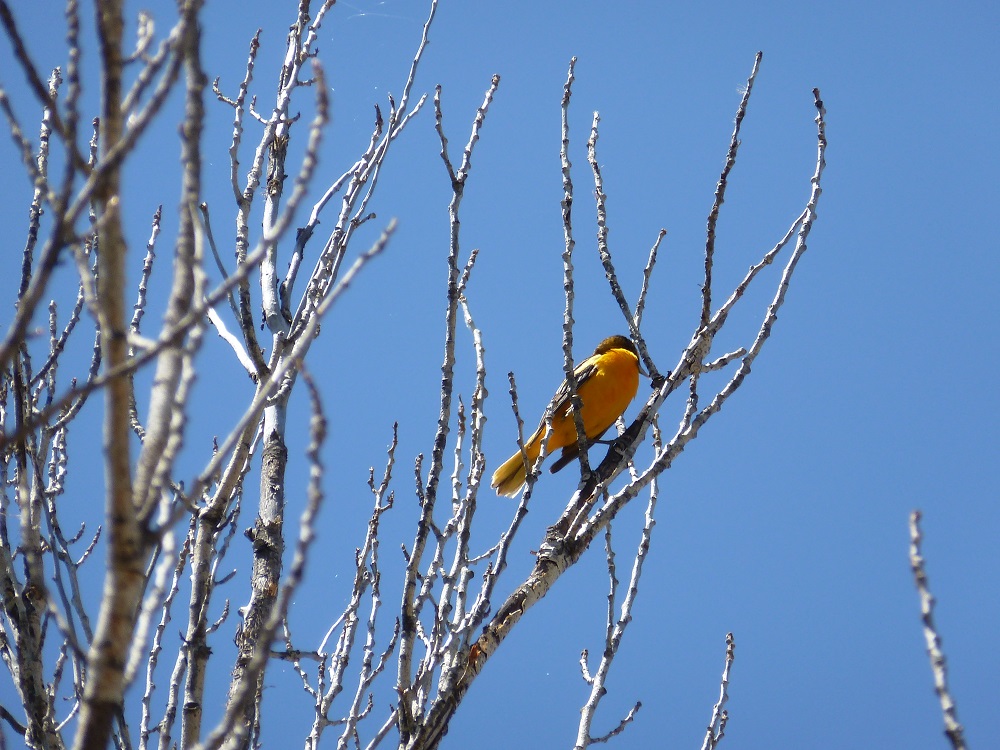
[[523, 353, 600, 451], [545, 354, 600, 421]]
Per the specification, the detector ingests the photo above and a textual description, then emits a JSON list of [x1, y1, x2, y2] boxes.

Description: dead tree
[[0, 2, 826, 749]]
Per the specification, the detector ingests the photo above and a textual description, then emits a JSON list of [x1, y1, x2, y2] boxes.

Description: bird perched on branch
[[490, 335, 644, 497]]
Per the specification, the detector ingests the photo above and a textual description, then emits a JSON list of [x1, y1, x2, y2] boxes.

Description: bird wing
[[528, 352, 601, 436]]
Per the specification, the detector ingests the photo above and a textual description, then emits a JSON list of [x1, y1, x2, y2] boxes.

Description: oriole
[[491, 335, 643, 497]]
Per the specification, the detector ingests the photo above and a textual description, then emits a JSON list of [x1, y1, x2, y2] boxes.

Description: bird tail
[[548, 443, 580, 474], [491, 438, 541, 497]]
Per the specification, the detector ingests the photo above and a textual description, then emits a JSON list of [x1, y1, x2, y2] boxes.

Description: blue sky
[[1, 1, 997, 748]]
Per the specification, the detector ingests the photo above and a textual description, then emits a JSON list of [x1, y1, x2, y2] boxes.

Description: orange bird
[[491, 335, 643, 497]]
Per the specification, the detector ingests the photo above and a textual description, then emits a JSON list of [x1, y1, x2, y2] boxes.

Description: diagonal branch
[[909, 511, 967, 750]]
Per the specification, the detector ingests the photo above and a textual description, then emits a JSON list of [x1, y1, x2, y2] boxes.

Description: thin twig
[[909, 511, 967, 750], [701, 633, 736, 750], [702, 52, 763, 329], [557, 57, 592, 487]]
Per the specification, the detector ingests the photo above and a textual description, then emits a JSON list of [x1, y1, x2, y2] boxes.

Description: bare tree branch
[[701, 633, 736, 750], [909, 512, 967, 750], [71, 0, 145, 745]]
